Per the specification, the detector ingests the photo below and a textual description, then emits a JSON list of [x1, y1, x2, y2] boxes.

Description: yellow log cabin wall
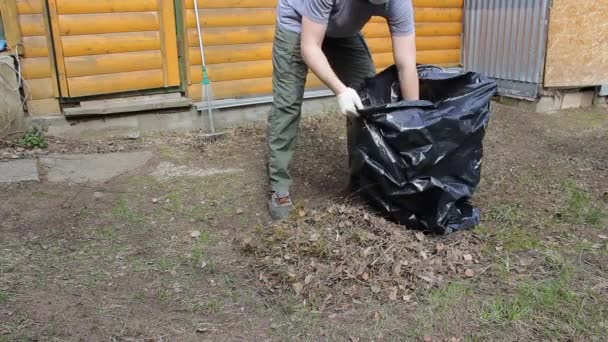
[[6, 0, 463, 116], [184, 0, 463, 101]]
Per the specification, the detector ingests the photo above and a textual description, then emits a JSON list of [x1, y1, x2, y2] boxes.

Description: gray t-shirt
[[277, 0, 415, 38]]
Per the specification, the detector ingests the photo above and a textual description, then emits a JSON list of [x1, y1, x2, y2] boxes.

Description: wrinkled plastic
[[348, 65, 497, 235]]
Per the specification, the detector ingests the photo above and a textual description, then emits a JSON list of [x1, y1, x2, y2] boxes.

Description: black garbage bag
[[348, 65, 497, 235]]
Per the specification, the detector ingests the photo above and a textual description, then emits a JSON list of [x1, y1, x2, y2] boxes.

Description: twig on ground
[[0, 138, 27, 148]]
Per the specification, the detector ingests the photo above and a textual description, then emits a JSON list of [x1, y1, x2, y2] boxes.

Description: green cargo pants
[[267, 26, 376, 193]]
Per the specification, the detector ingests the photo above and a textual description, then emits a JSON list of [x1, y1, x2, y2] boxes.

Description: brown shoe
[[267, 191, 293, 221]]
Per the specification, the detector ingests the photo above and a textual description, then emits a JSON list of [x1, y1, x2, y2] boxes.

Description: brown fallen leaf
[[293, 282, 304, 294], [435, 243, 445, 253], [389, 287, 398, 301], [392, 261, 402, 277], [415, 232, 425, 242], [464, 269, 475, 278]]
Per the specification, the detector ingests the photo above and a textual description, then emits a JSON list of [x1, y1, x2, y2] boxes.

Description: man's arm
[[300, 17, 346, 95], [392, 33, 419, 101], [301, 17, 363, 116]]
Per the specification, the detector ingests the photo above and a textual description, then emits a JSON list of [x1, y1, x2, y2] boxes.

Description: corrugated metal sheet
[[463, 0, 550, 99]]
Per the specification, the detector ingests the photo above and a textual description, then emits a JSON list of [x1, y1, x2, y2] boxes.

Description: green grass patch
[[0, 290, 7, 303], [473, 224, 490, 237], [496, 226, 541, 252], [112, 194, 147, 225], [478, 251, 608, 339], [559, 182, 607, 228], [204, 298, 224, 314], [190, 239, 216, 273], [479, 296, 531, 325], [486, 202, 523, 226], [410, 282, 474, 337]]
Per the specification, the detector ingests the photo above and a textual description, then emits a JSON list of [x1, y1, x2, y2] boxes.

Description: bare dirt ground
[[1, 103, 607, 341]]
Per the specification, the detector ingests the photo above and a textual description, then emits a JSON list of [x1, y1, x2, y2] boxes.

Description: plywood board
[[544, 0, 608, 87]]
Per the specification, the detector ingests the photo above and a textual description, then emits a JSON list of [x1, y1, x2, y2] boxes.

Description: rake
[[194, 0, 224, 143]]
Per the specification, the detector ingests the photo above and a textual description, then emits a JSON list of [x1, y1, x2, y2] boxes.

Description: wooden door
[[47, 0, 180, 98]]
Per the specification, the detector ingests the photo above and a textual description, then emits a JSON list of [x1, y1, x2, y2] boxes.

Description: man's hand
[[337, 88, 364, 117]]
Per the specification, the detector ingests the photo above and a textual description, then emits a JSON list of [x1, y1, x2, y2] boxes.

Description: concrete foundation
[[0, 55, 26, 137], [499, 88, 601, 113], [32, 96, 336, 139]]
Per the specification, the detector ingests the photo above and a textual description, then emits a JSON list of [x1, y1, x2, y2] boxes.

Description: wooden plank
[[18, 13, 45, 36], [185, 7, 460, 29], [67, 69, 165, 97], [188, 22, 462, 47], [191, 48, 460, 84], [188, 79, 264, 101], [185, 8, 275, 28], [176, 0, 191, 87], [64, 97, 192, 117], [27, 98, 62, 116], [1, 0, 23, 48], [187, 26, 275, 46], [184, 0, 278, 9], [42, 0, 60, 98], [366, 36, 461, 54], [21, 36, 49, 57], [362, 22, 461, 39], [413, 0, 463, 8], [544, 0, 608, 87], [160, 0, 180, 87], [373, 49, 461, 66], [183, 0, 464, 9], [20, 56, 51, 79], [56, 12, 160, 36], [56, 0, 158, 14], [26, 77, 55, 100], [16, 0, 42, 14], [80, 93, 181, 107], [64, 50, 163, 77], [191, 60, 272, 83], [370, 8, 462, 23], [189, 44, 272, 65], [47, 0, 69, 96], [61, 32, 161, 57], [189, 36, 461, 65]]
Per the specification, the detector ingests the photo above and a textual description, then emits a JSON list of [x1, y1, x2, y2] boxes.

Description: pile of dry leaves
[[238, 204, 487, 311]]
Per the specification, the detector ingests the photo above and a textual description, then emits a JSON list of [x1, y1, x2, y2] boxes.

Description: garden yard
[[1, 103, 607, 341]]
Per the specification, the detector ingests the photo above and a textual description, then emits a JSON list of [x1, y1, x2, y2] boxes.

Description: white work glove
[[337, 88, 364, 117]]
